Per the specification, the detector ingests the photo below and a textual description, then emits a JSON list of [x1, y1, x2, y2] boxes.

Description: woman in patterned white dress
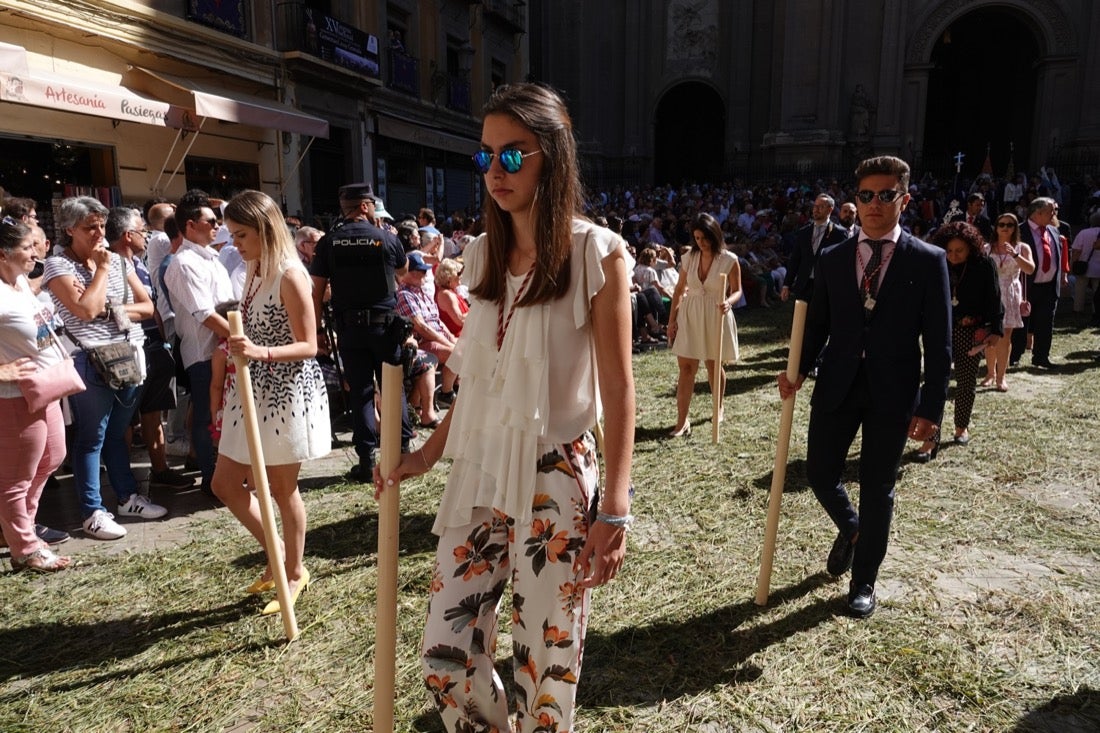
[[983, 213, 1035, 392], [211, 190, 330, 616]]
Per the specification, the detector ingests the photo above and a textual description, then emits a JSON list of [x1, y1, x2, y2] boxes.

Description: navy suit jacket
[[1019, 220, 1064, 297], [799, 232, 952, 422], [946, 212, 993, 242], [783, 220, 849, 297]]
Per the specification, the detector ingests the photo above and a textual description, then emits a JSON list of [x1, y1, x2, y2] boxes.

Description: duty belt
[[340, 309, 392, 327]]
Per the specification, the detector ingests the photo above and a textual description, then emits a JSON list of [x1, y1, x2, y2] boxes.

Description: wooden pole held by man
[[755, 299, 808, 605]]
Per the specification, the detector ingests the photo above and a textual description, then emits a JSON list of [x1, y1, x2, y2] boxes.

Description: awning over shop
[[123, 66, 329, 138], [0, 42, 194, 129]]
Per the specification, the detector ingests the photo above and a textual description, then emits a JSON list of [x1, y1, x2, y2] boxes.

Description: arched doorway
[[923, 7, 1039, 177], [654, 82, 724, 186]]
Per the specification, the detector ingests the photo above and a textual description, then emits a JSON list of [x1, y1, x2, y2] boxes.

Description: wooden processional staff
[[373, 363, 404, 732], [712, 273, 727, 445], [755, 299, 808, 606]]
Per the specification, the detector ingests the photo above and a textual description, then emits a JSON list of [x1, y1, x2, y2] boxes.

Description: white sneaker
[[118, 494, 168, 520], [83, 510, 127, 540]]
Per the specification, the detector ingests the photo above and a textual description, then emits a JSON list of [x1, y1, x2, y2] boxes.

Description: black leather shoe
[[347, 463, 373, 483], [847, 582, 876, 618], [826, 530, 856, 577], [1031, 358, 1056, 370], [35, 524, 70, 544]]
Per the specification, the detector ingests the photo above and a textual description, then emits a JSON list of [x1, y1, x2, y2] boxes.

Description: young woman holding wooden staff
[[666, 212, 741, 437], [378, 82, 635, 733], [211, 190, 330, 616]]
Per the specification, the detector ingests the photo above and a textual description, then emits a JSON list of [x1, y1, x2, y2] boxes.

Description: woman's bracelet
[[596, 511, 635, 530], [266, 347, 273, 363]]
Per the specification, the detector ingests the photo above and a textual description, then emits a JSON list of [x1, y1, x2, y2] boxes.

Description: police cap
[[338, 182, 380, 203]]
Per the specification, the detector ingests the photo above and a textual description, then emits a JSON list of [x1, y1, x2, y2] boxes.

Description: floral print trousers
[[422, 435, 598, 733]]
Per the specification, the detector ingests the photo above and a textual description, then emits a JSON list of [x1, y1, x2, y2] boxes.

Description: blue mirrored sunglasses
[[471, 148, 541, 174]]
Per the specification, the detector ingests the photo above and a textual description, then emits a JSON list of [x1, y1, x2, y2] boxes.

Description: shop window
[[0, 136, 119, 243], [388, 4, 410, 54], [184, 157, 260, 201]]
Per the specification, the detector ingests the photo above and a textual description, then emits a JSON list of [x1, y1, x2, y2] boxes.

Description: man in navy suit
[[1010, 197, 1067, 368], [781, 194, 849, 303], [778, 156, 952, 618], [947, 193, 994, 242]]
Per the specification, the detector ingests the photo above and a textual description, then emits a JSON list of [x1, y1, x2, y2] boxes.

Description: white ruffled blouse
[[434, 218, 627, 534]]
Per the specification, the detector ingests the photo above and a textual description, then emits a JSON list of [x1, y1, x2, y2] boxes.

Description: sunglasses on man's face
[[855, 189, 905, 204], [471, 148, 541, 175]]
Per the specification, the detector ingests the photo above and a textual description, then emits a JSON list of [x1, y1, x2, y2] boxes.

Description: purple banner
[[187, 0, 247, 39], [304, 8, 380, 80]]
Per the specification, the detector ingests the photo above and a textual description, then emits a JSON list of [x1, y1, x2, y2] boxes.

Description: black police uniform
[[311, 216, 411, 473]]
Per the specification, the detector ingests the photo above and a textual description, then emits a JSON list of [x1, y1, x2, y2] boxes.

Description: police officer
[[310, 183, 412, 481]]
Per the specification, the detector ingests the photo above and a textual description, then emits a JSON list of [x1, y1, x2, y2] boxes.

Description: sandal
[[11, 547, 72, 573], [419, 416, 442, 429]]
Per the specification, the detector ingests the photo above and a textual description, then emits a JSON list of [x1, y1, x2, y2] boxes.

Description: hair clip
[[1, 215, 17, 226]]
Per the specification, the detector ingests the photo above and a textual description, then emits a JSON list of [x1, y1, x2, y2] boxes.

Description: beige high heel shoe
[[669, 422, 692, 437]]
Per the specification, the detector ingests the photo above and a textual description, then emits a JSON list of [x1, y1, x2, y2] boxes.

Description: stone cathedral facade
[[529, 0, 1099, 188]]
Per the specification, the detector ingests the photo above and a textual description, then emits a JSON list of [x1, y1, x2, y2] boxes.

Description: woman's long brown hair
[[470, 83, 585, 305]]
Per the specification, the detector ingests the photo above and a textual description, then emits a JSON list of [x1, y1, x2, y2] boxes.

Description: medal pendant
[[951, 297, 959, 306], [864, 296, 876, 311]]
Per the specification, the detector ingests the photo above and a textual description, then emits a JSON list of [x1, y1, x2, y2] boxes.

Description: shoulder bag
[[17, 289, 86, 412]]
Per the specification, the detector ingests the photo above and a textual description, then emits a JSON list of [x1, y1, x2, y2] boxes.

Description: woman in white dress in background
[[667, 212, 742, 436]]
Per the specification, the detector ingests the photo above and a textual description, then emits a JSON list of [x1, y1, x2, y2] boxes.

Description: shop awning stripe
[[122, 66, 329, 139], [0, 42, 195, 130]]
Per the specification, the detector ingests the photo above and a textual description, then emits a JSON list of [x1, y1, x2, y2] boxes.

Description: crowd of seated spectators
[[576, 167, 1100, 349]]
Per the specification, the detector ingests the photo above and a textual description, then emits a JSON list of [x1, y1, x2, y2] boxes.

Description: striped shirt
[[42, 251, 145, 350]]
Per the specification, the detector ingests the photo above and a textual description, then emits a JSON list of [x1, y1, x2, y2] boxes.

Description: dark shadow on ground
[[301, 511, 439, 561], [0, 598, 272, 686], [577, 574, 836, 707], [1013, 687, 1100, 732], [752, 458, 812, 494]]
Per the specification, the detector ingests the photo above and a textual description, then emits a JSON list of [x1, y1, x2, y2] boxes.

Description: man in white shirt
[[163, 197, 235, 496], [144, 201, 175, 276], [1070, 212, 1100, 320]]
